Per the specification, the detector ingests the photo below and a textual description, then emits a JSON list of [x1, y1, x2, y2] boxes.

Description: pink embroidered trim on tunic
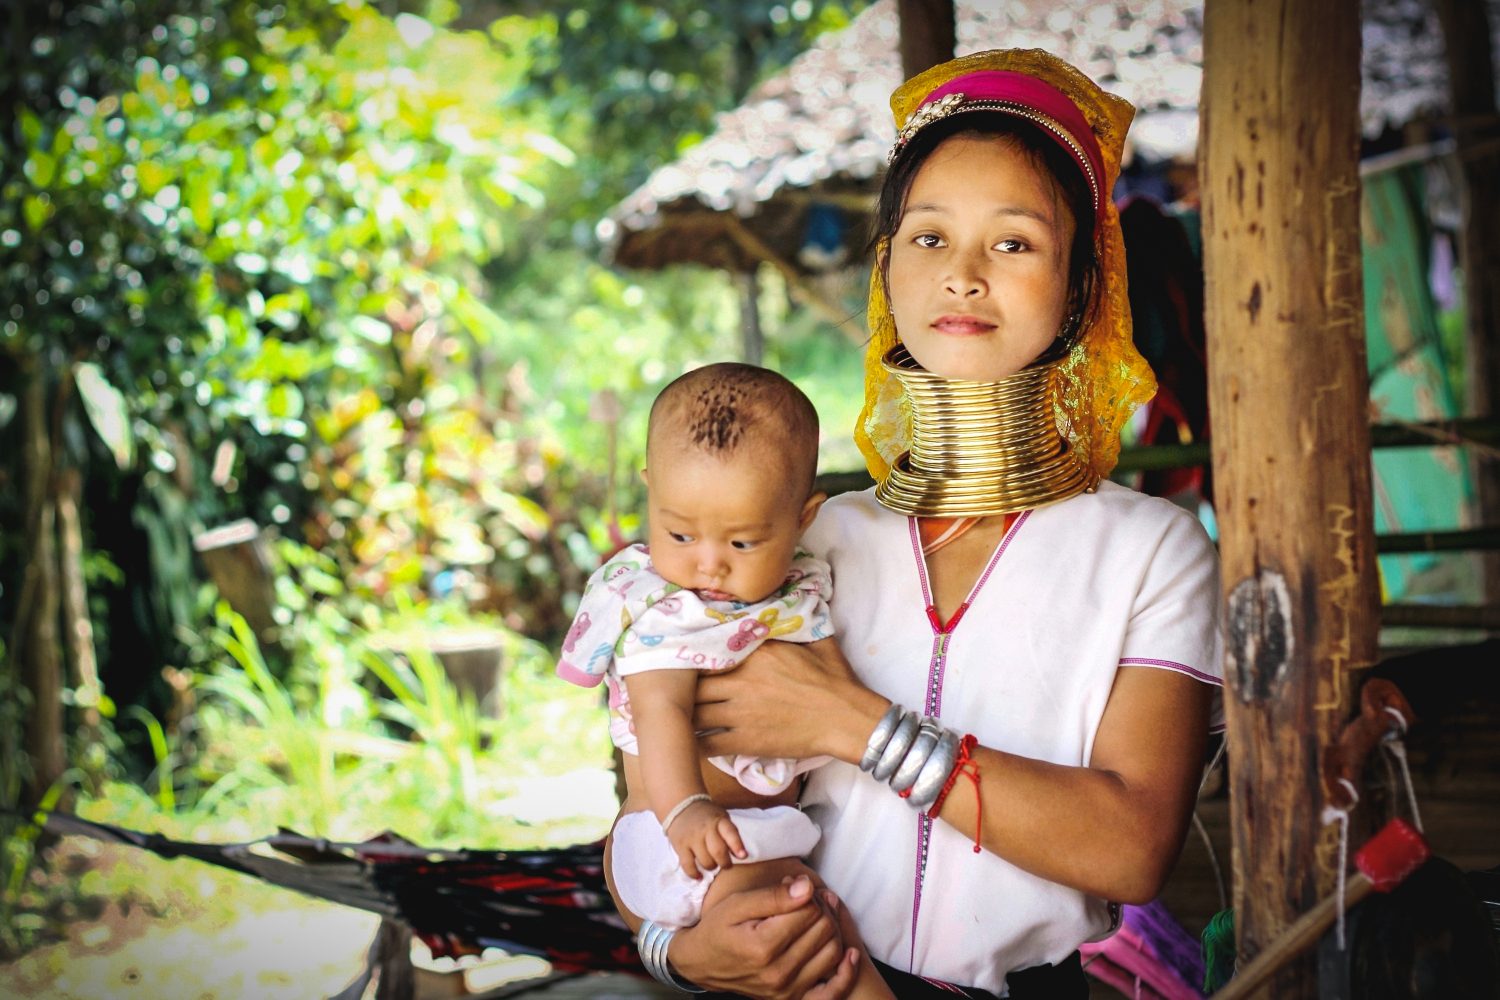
[[903, 511, 1030, 971], [1117, 657, 1221, 687]]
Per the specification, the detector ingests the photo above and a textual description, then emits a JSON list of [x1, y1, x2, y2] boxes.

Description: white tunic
[[800, 482, 1223, 995]]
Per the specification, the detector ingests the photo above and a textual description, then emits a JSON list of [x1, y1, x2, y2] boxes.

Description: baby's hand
[[665, 799, 746, 879]]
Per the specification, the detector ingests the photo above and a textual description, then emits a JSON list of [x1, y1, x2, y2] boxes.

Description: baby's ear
[[798, 491, 828, 531]]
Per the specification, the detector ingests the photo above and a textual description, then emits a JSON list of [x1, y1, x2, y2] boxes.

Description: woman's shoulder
[[803, 487, 899, 556], [1031, 481, 1216, 567], [1062, 479, 1209, 535]]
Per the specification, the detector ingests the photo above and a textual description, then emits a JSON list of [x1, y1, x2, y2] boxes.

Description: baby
[[556, 362, 832, 929]]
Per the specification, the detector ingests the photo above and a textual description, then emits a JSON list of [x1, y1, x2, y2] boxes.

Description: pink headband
[[893, 70, 1107, 224]]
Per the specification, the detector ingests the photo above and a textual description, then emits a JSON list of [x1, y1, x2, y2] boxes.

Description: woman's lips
[[931, 315, 997, 335]]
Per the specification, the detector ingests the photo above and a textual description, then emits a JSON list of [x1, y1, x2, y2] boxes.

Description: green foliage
[[517, 0, 870, 228], [1, 0, 873, 959]]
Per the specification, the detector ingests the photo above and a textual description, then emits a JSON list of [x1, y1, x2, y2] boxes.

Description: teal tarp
[[1361, 163, 1477, 603]]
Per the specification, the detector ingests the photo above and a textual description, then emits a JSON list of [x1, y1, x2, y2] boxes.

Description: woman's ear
[[799, 491, 828, 531]]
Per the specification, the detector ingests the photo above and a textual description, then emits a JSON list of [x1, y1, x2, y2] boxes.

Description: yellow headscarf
[[855, 49, 1154, 484]]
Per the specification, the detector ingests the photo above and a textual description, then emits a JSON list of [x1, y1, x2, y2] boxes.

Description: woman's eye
[[913, 233, 944, 248], [730, 540, 759, 551], [995, 238, 1028, 253]]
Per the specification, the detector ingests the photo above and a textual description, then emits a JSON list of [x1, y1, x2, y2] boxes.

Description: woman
[[607, 48, 1224, 1000]]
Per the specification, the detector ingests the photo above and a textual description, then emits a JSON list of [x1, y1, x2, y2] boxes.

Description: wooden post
[[1200, 2, 1380, 994], [1434, 0, 1500, 605], [897, 0, 955, 80], [739, 269, 764, 366]]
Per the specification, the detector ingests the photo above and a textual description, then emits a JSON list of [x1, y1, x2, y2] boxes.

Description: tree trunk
[[14, 365, 66, 805], [1200, 2, 1379, 995], [56, 464, 102, 775], [1434, 0, 1500, 604], [192, 519, 279, 643], [897, 0, 955, 80]]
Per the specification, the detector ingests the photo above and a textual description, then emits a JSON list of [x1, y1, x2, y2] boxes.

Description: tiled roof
[[603, 0, 1499, 272]]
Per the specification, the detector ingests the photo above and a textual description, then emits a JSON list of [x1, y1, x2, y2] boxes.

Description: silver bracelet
[[638, 919, 707, 993], [908, 728, 962, 809], [660, 792, 712, 834], [860, 703, 905, 771], [889, 717, 941, 793], [872, 710, 921, 781]]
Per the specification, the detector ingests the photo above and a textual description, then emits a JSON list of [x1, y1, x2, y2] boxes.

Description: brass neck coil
[[874, 345, 1096, 516]]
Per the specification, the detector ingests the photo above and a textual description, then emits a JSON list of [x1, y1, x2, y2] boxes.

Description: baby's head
[[643, 363, 824, 603]]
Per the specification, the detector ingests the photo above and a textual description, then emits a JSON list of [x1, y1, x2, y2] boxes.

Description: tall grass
[[3, 578, 615, 960]]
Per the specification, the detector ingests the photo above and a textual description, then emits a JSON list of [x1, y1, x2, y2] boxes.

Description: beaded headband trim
[[887, 69, 1108, 225]]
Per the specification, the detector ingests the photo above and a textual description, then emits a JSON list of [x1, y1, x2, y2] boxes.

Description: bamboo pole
[[1201, 2, 1379, 995]]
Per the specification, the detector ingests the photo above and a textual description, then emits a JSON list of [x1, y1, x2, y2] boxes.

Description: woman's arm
[[696, 638, 1210, 903], [925, 666, 1209, 902]]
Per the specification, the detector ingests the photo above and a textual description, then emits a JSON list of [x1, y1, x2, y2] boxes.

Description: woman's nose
[[944, 254, 987, 297]]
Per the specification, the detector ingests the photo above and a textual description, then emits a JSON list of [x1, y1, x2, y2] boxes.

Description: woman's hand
[[695, 638, 888, 763], [669, 874, 861, 999]]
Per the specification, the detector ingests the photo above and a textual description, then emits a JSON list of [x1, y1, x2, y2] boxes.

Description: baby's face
[[644, 449, 817, 604]]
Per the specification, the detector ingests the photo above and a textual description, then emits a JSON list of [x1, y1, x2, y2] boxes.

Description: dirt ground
[[0, 900, 378, 998]]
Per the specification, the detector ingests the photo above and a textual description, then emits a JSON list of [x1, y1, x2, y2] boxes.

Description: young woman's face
[[887, 134, 1075, 381]]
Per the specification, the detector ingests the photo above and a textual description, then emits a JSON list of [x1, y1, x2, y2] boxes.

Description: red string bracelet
[[927, 734, 982, 853]]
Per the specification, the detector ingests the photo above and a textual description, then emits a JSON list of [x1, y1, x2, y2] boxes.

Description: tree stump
[[193, 519, 278, 642]]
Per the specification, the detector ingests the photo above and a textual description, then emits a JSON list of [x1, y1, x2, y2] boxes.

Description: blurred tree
[[466, 0, 870, 229], [1, 0, 869, 807], [1, 0, 561, 802]]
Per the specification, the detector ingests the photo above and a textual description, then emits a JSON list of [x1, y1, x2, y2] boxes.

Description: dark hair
[[648, 362, 821, 496], [871, 111, 1101, 363]]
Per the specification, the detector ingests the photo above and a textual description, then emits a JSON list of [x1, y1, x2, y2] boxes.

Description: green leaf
[[187, 175, 215, 230], [446, 285, 508, 344], [267, 382, 304, 420], [74, 362, 135, 469], [138, 160, 171, 196], [22, 195, 53, 231], [24, 151, 57, 188], [19, 109, 42, 148]]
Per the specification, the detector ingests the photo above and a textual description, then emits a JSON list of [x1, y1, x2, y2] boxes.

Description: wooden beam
[[774, 189, 879, 212], [1201, 2, 1378, 995], [720, 215, 865, 344], [897, 0, 955, 79], [1380, 603, 1500, 629], [1110, 418, 1500, 473], [1376, 527, 1500, 554]]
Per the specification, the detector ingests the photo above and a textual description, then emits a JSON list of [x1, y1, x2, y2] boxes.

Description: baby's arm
[[622, 669, 746, 879]]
